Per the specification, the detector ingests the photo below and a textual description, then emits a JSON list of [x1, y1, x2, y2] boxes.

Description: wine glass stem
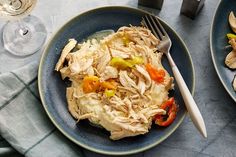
[[17, 19, 28, 36]]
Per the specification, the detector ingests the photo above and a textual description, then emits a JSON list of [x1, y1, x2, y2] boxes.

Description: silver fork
[[142, 14, 207, 138]]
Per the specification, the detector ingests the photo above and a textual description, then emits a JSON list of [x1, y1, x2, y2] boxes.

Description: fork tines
[[142, 14, 168, 40]]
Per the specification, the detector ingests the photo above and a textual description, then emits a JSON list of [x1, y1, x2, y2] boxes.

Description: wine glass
[[0, 0, 47, 56]]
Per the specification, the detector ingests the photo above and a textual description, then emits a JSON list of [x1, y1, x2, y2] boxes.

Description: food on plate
[[55, 26, 178, 140], [225, 12, 236, 91], [154, 97, 177, 126], [225, 49, 236, 69], [233, 76, 236, 91], [229, 11, 236, 34], [225, 35, 236, 69]]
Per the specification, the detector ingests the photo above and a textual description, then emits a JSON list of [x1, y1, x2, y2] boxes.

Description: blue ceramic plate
[[211, 0, 236, 102], [38, 6, 194, 155]]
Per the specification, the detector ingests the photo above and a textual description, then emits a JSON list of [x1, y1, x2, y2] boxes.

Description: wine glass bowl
[[0, 0, 47, 56], [0, 0, 35, 19]]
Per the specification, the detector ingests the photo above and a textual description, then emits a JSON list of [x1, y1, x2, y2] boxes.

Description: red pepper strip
[[155, 97, 178, 127], [160, 97, 174, 109], [145, 63, 165, 83]]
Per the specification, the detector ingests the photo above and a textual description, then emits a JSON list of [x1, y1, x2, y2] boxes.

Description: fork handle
[[166, 53, 207, 138]]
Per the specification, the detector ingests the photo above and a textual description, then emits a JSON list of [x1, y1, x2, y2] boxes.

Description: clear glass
[[0, 0, 47, 56]]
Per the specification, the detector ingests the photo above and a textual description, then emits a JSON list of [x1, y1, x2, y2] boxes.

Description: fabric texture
[[0, 62, 84, 157]]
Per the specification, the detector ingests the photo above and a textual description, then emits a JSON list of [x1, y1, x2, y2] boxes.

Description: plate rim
[[210, 0, 236, 102], [38, 6, 195, 155]]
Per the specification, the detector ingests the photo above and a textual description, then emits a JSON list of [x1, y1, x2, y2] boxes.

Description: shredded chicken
[[100, 66, 118, 81], [229, 38, 236, 51], [55, 26, 174, 140], [55, 39, 77, 71], [119, 70, 137, 88]]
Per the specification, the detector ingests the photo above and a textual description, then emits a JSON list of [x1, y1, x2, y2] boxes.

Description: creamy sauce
[[87, 29, 115, 42]]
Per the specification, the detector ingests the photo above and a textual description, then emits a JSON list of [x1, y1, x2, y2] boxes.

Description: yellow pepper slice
[[104, 89, 115, 97], [110, 57, 133, 69], [127, 56, 144, 65], [227, 33, 236, 39], [110, 57, 144, 69], [122, 36, 130, 46]]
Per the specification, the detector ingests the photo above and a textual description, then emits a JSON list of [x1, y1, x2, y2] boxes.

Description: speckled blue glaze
[[38, 6, 194, 155], [211, 0, 236, 102]]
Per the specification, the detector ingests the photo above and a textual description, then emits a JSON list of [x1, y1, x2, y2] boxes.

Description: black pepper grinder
[[180, 0, 205, 19], [138, 0, 164, 10]]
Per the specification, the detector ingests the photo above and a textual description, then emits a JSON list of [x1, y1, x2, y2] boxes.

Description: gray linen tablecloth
[[0, 61, 84, 157], [1, 0, 236, 157]]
